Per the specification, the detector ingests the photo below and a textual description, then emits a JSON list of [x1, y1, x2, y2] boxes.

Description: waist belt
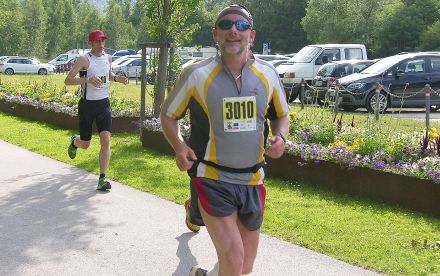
[[197, 159, 264, 173]]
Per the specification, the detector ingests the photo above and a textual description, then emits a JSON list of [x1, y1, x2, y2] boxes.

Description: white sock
[[206, 261, 219, 276]]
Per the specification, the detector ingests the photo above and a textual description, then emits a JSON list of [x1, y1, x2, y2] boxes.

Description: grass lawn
[[289, 104, 440, 134], [0, 73, 154, 104], [1, 111, 439, 275]]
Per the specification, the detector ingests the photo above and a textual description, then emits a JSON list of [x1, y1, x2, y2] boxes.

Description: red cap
[[88, 30, 107, 42]]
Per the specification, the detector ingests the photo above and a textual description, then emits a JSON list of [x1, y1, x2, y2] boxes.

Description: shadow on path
[[0, 168, 117, 275], [172, 232, 199, 276]]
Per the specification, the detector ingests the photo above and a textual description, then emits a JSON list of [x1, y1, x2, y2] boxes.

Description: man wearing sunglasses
[[161, 4, 289, 276]]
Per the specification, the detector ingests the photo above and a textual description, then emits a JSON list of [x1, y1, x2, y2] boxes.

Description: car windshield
[[360, 55, 405, 74], [119, 59, 135, 66], [289, 46, 322, 63], [317, 63, 336, 77]]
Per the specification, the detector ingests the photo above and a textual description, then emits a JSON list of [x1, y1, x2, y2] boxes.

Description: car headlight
[[347, 83, 365, 90]]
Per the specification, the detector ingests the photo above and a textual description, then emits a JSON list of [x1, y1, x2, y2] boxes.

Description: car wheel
[[38, 68, 48, 75], [299, 88, 323, 105], [366, 90, 388, 113], [4, 68, 14, 75], [342, 106, 358, 112], [285, 86, 298, 103]]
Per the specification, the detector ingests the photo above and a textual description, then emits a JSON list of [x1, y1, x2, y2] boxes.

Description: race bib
[[223, 96, 256, 132], [96, 74, 108, 88]]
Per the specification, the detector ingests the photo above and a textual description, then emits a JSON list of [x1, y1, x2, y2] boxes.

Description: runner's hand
[[87, 76, 102, 88], [176, 145, 197, 171], [115, 75, 128, 85], [265, 136, 285, 159]]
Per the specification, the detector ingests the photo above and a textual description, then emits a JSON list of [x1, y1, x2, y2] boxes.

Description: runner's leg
[[237, 220, 260, 275], [198, 200, 244, 276], [99, 130, 111, 175]]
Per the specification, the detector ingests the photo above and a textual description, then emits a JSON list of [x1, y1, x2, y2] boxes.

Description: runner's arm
[[64, 56, 89, 86], [160, 114, 197, 171], [266, 114, 289, 159], [108, 55, 128, 84]]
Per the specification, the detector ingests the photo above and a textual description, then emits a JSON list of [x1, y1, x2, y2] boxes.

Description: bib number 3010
[[223, 96, 256, 132]]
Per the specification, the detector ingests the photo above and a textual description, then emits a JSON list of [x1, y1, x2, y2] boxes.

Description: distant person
[[65, 29, 128, 191], [160, 4, 289, 275]]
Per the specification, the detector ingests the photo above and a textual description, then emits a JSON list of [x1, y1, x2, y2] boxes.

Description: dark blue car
[[328, 52, 440, 112]]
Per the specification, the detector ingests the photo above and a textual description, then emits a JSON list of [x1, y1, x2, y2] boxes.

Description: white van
[[276, 44, 368, 101]]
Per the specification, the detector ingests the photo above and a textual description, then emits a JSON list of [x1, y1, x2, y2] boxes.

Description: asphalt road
[[0, 139, 379, 276], [355, 108, 440, 120]]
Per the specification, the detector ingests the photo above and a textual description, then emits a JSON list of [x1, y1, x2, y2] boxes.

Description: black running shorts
[[78, 98, 112, 141], [189, 177, 266, 231]]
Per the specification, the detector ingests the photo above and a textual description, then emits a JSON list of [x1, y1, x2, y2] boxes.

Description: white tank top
[[80, 52, 111, 100]]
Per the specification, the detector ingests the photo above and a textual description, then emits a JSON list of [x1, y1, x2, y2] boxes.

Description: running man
[[65, 29, 128, 191], [161, 4, 289, 275]]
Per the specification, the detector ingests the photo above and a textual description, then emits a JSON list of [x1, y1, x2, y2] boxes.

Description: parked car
[[277, 44, 368, 102], [181, 57, 204, 69], [254, 54, 289, 62], [112, 54, 144, 66], [55, 56, 78, 73], [0, 57, 55, 75], [310, 60, 376, 104], [48, 53, 81, 65], [328, 52, 440, 112], [112, 57, 149, 78], [111, 49, 137, 62], [269, 59, 288, 68]]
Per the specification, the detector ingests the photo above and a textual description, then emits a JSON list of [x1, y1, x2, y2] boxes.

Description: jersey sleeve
[[161, 69, 196, 120], [267, 72, 290, 120]]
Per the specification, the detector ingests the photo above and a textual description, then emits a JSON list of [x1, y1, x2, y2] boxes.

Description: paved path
[[0, 139, 379, 276]]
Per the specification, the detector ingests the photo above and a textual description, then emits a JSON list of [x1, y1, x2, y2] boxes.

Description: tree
[[301, 0, 391, 57], [242, 0, 308, 54], [75, 1, 102, 49], [0, 0, 26, 55], [22, 0, 47, 58], [102, 0, 136, 49], [44, 0, 70, 56], [185, 1, 215, 47], [419, 20, 440, 51], [373, 0, 440, 57], [138, 0, 202, 116]]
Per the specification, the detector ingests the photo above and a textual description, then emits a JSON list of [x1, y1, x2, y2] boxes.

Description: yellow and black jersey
[[161, 55, 289, 185]]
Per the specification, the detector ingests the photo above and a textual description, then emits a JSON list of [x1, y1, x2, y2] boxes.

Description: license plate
[[282, 78, 295, 84]]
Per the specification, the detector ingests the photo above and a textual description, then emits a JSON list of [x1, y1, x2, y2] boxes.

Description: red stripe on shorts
[[258, 184, 266, 217], [194, 177, 214, 215]]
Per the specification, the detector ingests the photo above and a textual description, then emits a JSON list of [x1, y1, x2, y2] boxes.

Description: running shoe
[[184, 199, 200, 232], [68, 135, 77, 159], [189, 265, 207, 276], [97, 177, 112, 191]]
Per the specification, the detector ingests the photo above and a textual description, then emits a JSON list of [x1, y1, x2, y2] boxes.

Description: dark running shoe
[[189, 265, 207, 276], [97, 177, 112, 191], [68, 135, 77, 159]]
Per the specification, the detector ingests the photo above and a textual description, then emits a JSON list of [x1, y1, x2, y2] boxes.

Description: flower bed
[[0, 99, 142, 133], [0, 81, 147, 133], [140, 127, 440, 218]]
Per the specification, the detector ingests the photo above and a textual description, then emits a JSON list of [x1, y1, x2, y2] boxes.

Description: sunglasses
[[217, 20, 252, 31]]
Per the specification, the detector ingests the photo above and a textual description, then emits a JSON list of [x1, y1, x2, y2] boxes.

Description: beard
[[219, 42, 248, 57]]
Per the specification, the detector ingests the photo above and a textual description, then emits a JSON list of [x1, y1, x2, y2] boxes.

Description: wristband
[[278, 133, 286, 143]]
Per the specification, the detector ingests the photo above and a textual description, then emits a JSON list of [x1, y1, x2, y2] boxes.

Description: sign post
[[262, 42, 269, 55]]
